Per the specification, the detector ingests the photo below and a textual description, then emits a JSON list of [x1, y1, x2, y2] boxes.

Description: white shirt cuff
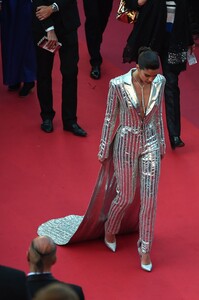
[[53, 3, 59, 11], [45, 26, 55, 32]]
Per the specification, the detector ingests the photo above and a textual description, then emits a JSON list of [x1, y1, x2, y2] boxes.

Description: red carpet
[[1, 2, 199, 300]]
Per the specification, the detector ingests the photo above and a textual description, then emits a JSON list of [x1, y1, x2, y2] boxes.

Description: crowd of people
[[0, 0, 197, 143], [0, 0, 113, 136], [0, 0, 197, 297]]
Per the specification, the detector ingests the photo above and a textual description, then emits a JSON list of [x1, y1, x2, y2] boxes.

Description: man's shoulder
[[0, 266, 29, 300], [155, 74, 166, 83], [110, 69, 132, 86], [0, 265, 26, 279]]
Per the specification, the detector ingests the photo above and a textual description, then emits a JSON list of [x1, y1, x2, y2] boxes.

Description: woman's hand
[[98, 155, 107, 164]]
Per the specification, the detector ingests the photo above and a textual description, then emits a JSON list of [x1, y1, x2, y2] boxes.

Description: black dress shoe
[[90, 65, 101, 80], [64, 123, 87, 137], [8, 83, 21, 91], [41, 119, 53, 133], [170, 136, 185, 149], [19, 82, 35, 97]]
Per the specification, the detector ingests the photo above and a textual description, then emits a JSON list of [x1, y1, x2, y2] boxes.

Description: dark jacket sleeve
[[0, 266, 30, 300], [125, 0, 140, 10], [32, 0, 55, 31], [32, 0, 76, 31], [32, 0, 80, 37]]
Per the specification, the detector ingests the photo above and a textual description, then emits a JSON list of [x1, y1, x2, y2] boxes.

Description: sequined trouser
[[105, 133, 161, 253]]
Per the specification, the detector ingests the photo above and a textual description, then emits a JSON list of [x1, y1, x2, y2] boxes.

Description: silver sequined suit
[[98, 69, 166, 253]]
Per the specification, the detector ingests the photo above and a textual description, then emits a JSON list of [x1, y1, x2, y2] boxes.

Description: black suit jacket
[[123, 0, 193, 64], [32, 0, 81, 39], [27, 273, 85, 300], [0, 265, 30, 300]]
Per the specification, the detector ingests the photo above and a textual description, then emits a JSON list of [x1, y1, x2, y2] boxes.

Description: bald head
[[31, 236, 56, 255], [27, 236, 57, 272]]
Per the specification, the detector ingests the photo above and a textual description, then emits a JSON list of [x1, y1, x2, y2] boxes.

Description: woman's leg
[[105, 139, 139, 237], [138, 149, 161, 255]]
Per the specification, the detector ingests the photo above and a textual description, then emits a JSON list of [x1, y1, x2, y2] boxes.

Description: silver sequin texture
[[37, 70, 166, 252], [168, 51, 187, 64], [38, 215, 83, 245], [99, 69, 166, 253]]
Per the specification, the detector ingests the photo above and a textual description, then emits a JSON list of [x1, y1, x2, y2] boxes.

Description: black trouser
[[83, 0, 113, 66], [160, 55, 182, 138], [36, 30, 79, 127]]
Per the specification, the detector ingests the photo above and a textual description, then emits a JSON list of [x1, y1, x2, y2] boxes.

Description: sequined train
[[38, 69, 166, 252]]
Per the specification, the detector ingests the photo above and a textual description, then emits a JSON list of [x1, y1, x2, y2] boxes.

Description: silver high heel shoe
[[138, 247, 152, 272], [104, 238, 116, 252]]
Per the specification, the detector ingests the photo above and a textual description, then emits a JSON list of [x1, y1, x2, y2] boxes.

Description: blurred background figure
[[189, 0, 199, 39], [0, 0, 36, 96], [123, 0, 194, 149], [33, 283, 80, 300], [26, 236, 85, 300], [0, 265, 30, 300], [83, 0, 113, 79]]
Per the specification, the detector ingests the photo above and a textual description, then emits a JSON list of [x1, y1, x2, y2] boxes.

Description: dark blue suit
[[1, 0, 36, 86]]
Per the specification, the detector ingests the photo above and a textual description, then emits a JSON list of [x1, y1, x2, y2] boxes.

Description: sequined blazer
[[98, 69, 166, 161]]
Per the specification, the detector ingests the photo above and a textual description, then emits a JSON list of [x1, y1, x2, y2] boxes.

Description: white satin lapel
[[122, 71, 162, 118], [145, 76, 162, 116], [123, 69, 139, 110]]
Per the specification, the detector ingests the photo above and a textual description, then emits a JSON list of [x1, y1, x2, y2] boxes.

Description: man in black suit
[[32, 1, 87, 136], [0, 265, 30, 300], [83, 0, 113, 79], [26, 236, 85, 300]]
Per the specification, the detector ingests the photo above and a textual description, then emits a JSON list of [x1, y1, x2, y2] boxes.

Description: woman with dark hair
[[99, 47, 166, 271], [123, 0, 195, 149], [37, 48, 166, 272]]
